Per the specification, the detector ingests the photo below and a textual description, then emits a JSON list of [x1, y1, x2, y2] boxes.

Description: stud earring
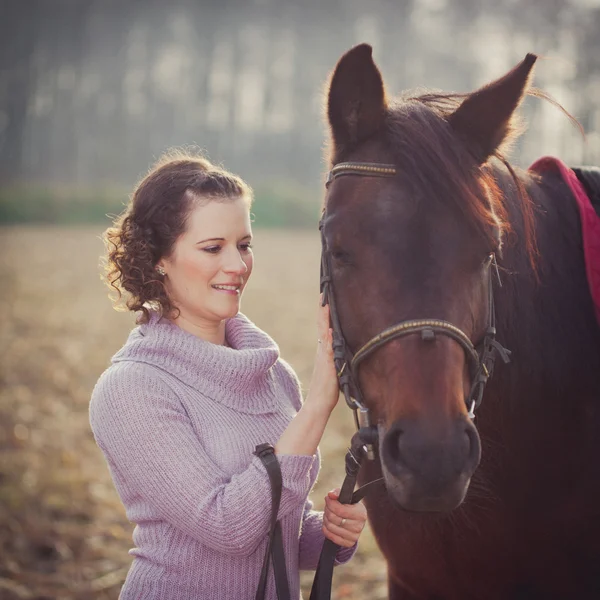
[[156, 265, 166, 276]]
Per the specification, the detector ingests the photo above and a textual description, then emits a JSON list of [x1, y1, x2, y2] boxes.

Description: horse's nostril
[[382, 425, 405, 473], [382, 418, 482, 480]]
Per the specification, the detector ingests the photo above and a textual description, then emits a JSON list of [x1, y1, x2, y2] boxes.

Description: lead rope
[[309, 429, 384, 600]]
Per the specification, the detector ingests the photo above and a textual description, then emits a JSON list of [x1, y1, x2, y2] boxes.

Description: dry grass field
[[0, 226, 388, 599]]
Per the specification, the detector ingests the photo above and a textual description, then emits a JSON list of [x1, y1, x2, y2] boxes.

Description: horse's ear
[[326, 44, 387, 154], [448, 54, 537, 163]]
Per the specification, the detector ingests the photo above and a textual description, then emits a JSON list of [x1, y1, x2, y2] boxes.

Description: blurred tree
[[574, 6, 600, 163], [0, 0, 597, 191], [0, 0, 43, 183]]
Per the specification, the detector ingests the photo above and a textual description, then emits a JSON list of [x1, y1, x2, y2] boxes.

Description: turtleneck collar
[[111, 311, 282, 414]]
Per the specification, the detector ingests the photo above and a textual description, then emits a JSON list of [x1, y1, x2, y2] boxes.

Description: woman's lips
[[212, 283, 242, 295]]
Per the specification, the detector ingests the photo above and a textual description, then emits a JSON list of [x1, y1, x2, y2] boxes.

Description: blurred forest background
[[1, 0, 600, 599], [1, 0, 600, 225]]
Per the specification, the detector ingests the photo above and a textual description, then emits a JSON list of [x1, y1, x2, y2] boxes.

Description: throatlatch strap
[[254, 444, 291, 600]]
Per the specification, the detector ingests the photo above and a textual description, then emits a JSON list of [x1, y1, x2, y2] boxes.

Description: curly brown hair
[[102, 149, 253, 323]]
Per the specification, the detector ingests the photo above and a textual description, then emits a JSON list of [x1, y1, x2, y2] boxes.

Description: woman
[[89, 150, 367, 599]]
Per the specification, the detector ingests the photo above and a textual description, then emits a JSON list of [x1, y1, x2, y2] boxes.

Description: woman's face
[[159, 196, 253, 324]]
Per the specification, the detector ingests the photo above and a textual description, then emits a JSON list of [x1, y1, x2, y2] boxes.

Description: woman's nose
[[224, 250, 248, 274]]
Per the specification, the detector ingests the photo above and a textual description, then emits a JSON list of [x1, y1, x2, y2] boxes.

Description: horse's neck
[[492, 162, 600, 400]]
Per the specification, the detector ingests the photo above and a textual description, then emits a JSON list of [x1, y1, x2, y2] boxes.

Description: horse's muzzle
[[379, 416, 481, 512]]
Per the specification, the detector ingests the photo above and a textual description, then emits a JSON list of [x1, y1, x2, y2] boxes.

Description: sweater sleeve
[[275, 360, 357, 568], [89, 362, 315, 557], [298, 498, 358, 570]]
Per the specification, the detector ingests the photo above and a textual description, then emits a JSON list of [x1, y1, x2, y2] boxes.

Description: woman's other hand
[[322, 489, 367, 548], [305, 297, 339, 416]]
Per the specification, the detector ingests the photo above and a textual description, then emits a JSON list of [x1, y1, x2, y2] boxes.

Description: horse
[[320, 44, 600, 600]]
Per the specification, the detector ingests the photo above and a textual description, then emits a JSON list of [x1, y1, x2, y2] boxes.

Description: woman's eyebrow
[[196, 234, 252, 244], [196, 237, 224, 244]]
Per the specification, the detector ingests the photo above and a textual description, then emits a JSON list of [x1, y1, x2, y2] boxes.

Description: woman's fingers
[[324, 494, 367, 522], [305, 296, 339, 414], [322, 511, 362, 546], [317, 300, 330, 341], [323, 512, 362, 536], [323, 529, 355, 548], [322, 516, 358, 547], [316, 295, 333, 355], [322, 491, 367, 547]]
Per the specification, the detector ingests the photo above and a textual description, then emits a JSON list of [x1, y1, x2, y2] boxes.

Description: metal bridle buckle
[[467, 399, 476, 420]]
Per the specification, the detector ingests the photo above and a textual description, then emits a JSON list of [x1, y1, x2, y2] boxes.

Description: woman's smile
[[211, 282, 243, 294]]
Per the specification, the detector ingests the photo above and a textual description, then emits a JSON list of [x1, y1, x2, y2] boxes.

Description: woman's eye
[[239, 243, 253, 252], [203, 246, 221, 254]]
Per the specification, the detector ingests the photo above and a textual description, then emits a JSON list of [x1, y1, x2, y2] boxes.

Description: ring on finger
[[340, 517, 347, 527]]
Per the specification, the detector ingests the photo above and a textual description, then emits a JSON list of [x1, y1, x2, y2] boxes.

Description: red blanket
[[529, 156, 600, 325]]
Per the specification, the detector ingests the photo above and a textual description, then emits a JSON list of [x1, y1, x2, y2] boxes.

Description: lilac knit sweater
[[89, 311, 355, 599]]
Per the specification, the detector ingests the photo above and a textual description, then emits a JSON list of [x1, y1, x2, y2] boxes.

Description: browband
[[326, 163, 397, 188]]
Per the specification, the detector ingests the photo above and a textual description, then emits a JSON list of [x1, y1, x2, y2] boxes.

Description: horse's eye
[[330, 249, 352, 264]]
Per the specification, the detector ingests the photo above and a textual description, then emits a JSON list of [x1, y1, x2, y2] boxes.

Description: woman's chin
[[215, 302, 241, 320]]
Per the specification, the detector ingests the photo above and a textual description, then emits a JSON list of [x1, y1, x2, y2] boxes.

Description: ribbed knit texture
[[89, 311, 355, 599]]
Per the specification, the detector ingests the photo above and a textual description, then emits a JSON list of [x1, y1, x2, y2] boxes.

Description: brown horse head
[[324, 44, 536, 512]]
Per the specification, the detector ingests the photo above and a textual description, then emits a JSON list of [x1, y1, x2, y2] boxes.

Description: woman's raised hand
[[275, 296, 340, 456], [305, 297, 339, 416]]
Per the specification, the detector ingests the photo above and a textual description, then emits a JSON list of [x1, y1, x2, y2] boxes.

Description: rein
[[309, 160, 512, 600]]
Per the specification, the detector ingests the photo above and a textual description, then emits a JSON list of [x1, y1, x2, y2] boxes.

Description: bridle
[[319, 161, 512, 451]]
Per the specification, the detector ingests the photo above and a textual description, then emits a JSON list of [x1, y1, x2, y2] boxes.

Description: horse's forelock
[[383, 98, 508, 251]]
